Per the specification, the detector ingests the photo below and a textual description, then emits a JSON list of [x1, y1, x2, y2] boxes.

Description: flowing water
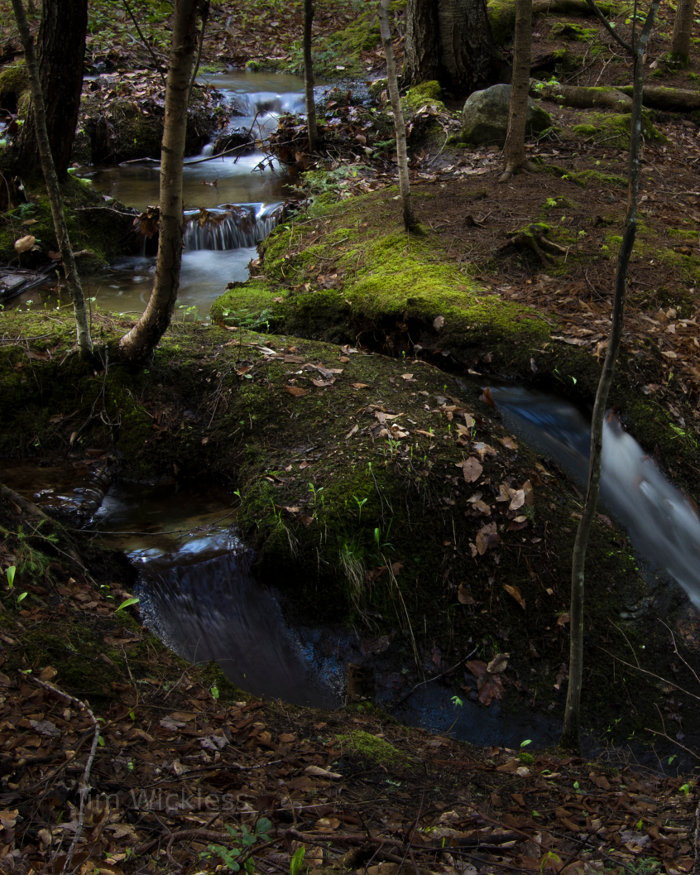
[[11, 72, 316, 317], [487, 385, 700, 611]]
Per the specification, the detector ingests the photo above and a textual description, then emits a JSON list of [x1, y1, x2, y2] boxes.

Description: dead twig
[[23, 672, 101, 875]]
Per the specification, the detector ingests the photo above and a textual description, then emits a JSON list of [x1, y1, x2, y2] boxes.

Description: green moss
[[487, 0, 516, 45], [401, 80, 444, 115], [335, 729, 409, 766], [0, 61, 28, 112], [550, 21, 598, 41], [571, 112, 666, 149]]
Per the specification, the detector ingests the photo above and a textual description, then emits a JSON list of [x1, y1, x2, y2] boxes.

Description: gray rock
[[461, 83, 551, 146]]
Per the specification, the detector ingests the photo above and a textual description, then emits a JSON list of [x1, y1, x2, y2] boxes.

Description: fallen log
[[533, 82, 632, 110]]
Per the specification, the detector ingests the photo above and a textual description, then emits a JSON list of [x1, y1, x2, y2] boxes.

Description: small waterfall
[[183, 202, 284, 251]]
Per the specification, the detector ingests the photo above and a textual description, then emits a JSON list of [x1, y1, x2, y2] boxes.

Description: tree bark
[[404, 0, 502, 97], [500, 0, 533, 180], [11, 0, 93, 358], [560, 0, 661, 754], [119, 0, 203, 364], [303, 0, 319, 151], [17, 0, 87, 181], [378, 0, 416, 232], [671, 0, 695, 65]]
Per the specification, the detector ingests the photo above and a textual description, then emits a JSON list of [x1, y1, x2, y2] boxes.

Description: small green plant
[[352, 495, 368, 521], [518, 738, 535, 765], [289, 846, 306, 874], [5, 565, 28, 605], [115, 596, 140, 612], [450, 695, 464, 708], [200, 818, 272, 873]]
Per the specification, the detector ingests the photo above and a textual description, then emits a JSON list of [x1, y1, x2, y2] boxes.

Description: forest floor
[[1, 1, 700, 874]]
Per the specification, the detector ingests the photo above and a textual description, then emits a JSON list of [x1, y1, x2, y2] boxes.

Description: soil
[[0, 2, 699, 874]]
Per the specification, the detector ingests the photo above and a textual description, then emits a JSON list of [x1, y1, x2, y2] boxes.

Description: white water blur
[[488, 386, 700, 610]]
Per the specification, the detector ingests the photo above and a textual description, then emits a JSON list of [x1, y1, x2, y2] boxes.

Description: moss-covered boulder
[[461, 83, 552, 146]]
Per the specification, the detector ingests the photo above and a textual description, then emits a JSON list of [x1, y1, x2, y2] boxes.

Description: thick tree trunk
[[119, 0, 202, 364], [17, 0, 87, 181], [11, 0, 93, 357], [378, 0, 416, 232], [671, 0, 695, 65], [303, 0, 318, 151], [560, 0, 661, 754], [404, 0, 502, 97], [500, 0, 533, 180], [404, 0, 440, 84]]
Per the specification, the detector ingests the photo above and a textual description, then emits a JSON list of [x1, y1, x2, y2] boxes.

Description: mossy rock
[[0, 175, 135, 268], [0, 61, 28, 114]]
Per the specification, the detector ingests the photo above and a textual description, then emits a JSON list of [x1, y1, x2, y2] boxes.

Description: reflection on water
[[488, 385, 700, 610], [81, 247, 258, 315], [91, 152, 287, 212]]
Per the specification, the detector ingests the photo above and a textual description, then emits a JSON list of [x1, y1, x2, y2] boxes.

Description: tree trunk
[[11, 0, 93, 358], [17, 0, 87, 181], [119, 0, 203, 364], [378, 0, 416, 232], [671, 0, 695, 65], [500, 0, 533, 180], [404, 0, 502, 97], [560, 0, 661, 754], [304, 0, 318, 151]]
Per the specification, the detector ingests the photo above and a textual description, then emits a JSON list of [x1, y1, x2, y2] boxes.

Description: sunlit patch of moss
[[335, 729, 409, 766]]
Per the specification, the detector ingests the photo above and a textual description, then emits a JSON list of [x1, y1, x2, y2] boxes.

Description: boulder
[[461, 83, 551, 146]]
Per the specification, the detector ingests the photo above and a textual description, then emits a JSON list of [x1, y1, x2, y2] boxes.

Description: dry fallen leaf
[[285, 385, 308, 397], [14, 234, 36, 254], [456, 457, 483, 483], [503, 583, 526, 610], [475, 522, 499, 555]]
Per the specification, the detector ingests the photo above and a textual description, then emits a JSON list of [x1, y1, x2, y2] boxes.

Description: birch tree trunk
[[119, 0, 203, 364], [560, 0, 661, 753], [378, 0, 416, 232], [11, 0, 93, 358]]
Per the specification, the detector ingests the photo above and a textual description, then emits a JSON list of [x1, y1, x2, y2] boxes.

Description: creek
[[11, 72, 313, 316], [5, 384, 698, 760]]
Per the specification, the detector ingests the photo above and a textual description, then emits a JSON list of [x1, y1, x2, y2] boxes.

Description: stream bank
[[1, 308, 697, 763]]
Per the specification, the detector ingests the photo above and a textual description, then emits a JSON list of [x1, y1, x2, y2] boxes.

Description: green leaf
[[289, 846, 306, 875], [6, 565, 16, 589], [115, 596, 140, 612]]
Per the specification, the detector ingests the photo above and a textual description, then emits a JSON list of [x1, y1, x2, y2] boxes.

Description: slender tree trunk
[[119, 0, 203, 364], [17, 0, 87, 181], [560, 0, 661, 753], [303, 0, 318, 151], [11, 0, 93, 358], [378, 0, 416, 232], [670, 0, 695, 65], [500, 0, 533, 181]]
